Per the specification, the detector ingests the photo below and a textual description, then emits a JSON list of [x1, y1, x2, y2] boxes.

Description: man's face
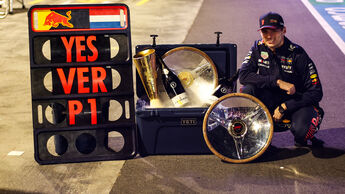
[[260, 27, 286, 51]]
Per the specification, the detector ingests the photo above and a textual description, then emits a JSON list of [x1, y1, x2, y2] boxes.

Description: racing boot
[[310, 137, 324, 148], [294, 138, 308, 147]]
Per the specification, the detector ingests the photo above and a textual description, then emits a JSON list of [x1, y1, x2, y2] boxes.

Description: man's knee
[[241, 84, 257, 96], [241, 84, 275, 112]]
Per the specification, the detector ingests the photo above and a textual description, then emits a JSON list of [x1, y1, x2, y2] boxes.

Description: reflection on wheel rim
[[203, 93, 273, 163]]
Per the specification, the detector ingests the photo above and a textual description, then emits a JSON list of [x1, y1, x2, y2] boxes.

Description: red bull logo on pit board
[[44, 11, 74, 28]]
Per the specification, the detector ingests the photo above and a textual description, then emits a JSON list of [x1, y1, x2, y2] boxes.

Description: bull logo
[[270, 19, 277, 24], [229, 119, 247, 138], [44, 11, 74, 28]]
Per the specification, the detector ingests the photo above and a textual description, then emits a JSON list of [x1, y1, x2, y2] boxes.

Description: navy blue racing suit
[[239, 37, 323, 142]]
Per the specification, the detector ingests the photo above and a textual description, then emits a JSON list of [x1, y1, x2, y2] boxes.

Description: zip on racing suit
[[239, 36, 323, 143]]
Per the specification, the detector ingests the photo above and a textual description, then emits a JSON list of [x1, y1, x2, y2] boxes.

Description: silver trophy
[[203, 93, 274, 163]]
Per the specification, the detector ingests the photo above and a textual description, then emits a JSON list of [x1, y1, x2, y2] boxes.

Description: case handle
[[214, 32, 222, 46], [150, 34, 158, 47]]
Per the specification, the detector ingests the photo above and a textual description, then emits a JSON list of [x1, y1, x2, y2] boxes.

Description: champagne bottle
[[204, 72, 239, 106], [203, 78, 233, 106], [212, 77, 235, 98], [158, 56, 189, 107], [178, 62, 212, 88], [214, 71, 239, 98]]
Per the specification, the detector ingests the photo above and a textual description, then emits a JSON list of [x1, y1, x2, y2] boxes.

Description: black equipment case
[[135, 35, 237, 156]]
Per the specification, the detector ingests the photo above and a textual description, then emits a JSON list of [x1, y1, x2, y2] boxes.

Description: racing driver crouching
[[239, 12, 324, 147]]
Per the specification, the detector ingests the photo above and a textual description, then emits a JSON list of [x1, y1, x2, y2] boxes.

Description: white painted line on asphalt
[[8, 151, 24, 156], [301, 0, 345, 55], [29, 0, 44, 5], [136, 0, 150, 6]]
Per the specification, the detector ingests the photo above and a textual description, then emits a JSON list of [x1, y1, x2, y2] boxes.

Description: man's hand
[[273, 107, 283, 122], [277, 79, 296, 95], [273, 103, 287, 122]]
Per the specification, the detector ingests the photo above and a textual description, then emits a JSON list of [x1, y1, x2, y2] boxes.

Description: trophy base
[[150, 99, 164, 108]]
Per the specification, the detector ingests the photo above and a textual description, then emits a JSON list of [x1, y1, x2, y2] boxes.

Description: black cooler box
[[135, 41, 237, 156]]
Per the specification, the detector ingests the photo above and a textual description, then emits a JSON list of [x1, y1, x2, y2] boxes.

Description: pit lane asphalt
[[112, 0, 345, 193]]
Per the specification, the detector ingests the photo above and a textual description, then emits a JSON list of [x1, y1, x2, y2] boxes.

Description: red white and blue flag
[[89, 8, 126, 29]]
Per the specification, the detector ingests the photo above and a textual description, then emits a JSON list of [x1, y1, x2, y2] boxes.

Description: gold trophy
[[133, 49, 162, 108]]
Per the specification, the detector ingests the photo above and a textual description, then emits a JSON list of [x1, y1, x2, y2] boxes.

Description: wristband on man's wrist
[[278, 104, 285, 114]]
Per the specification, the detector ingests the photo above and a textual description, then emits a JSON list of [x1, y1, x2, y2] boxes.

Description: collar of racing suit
[[274, 36, 292, 55]]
